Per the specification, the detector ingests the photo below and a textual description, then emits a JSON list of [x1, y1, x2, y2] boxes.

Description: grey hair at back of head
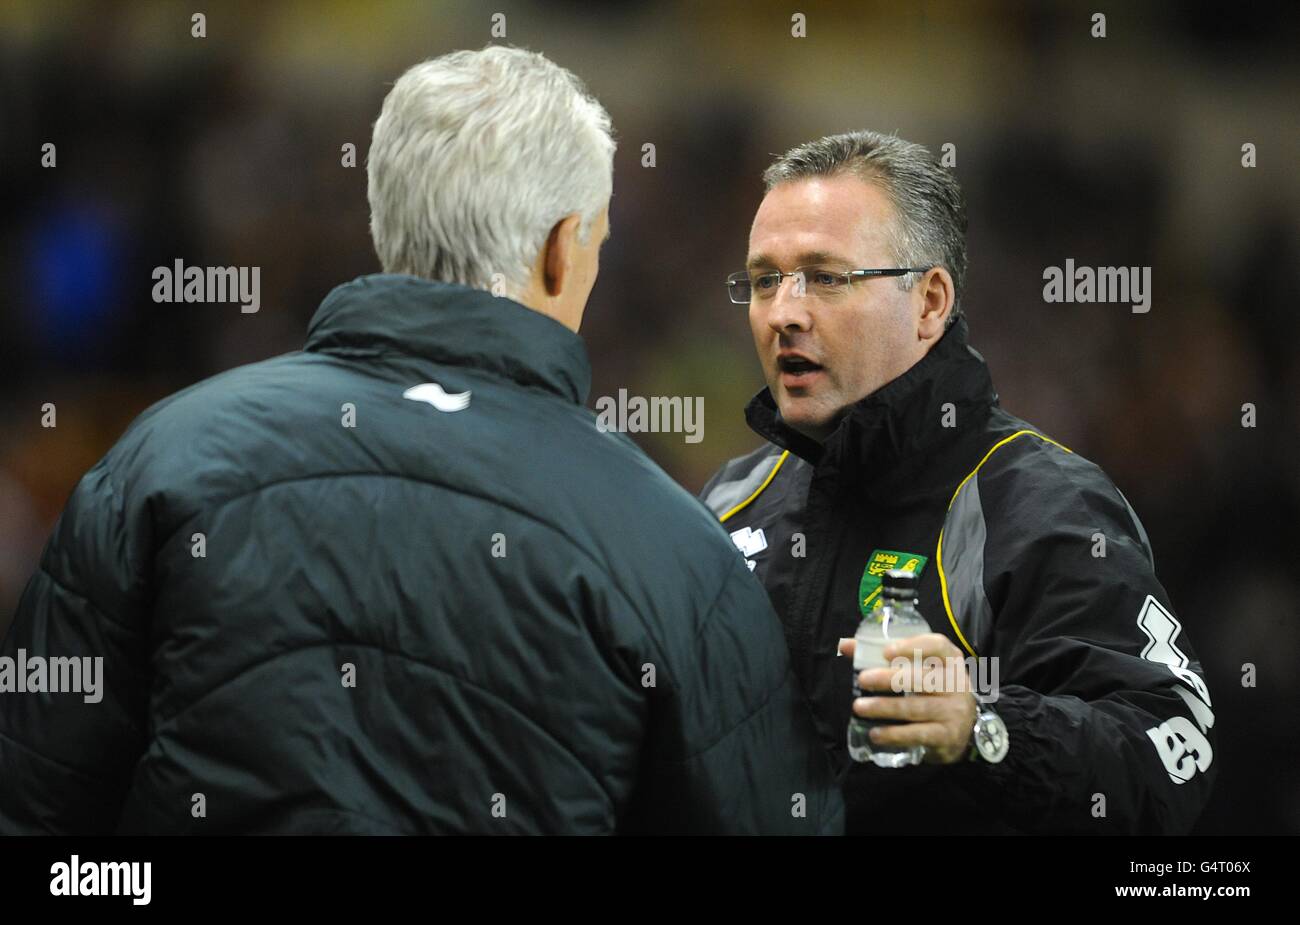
[[367, 46, 615, 295], [762, 130, 968, 324]]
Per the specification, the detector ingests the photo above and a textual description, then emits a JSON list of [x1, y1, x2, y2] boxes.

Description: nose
[[763, 273, 814, 335]]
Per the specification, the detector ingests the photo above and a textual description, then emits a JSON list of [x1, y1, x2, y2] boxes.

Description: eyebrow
[[746, 250, 851, 270]]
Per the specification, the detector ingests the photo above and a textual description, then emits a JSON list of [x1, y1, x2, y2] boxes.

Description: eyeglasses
[[724, 265, 933, 304]]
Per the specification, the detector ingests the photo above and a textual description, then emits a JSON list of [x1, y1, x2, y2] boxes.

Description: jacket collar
[[745, 316, 998, 487], [304, 274, 592, 405]]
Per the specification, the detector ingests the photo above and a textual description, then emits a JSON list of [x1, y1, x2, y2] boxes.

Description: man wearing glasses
[[701, 131, 1217, 834]]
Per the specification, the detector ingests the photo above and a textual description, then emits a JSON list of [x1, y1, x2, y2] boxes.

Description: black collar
[[745, 316, 998, 487], [304, 274, 592, 405]]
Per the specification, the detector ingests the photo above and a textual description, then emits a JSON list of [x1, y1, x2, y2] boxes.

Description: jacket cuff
[[957, 684, 1079, 815]]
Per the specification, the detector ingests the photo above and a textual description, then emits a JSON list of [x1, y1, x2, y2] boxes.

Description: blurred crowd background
[[1, 0, 1297, 833]]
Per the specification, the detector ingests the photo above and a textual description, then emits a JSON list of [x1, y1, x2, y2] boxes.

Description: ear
[[916, 266, 956, 341], [543, 213, 584, 298]]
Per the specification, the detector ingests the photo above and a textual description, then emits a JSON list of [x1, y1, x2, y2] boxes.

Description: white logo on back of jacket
[[403, 383, 471, 412]]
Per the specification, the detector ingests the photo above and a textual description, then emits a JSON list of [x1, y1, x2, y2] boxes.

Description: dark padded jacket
[[701, 317, 1216, 835], [0, 274, 842, 835]]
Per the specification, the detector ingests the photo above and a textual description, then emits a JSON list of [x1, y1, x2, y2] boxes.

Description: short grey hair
[[367, 46, 615, 295], [762, 130, 968, 324]]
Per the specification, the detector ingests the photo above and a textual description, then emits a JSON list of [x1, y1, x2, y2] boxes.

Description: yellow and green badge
[[859, 549, 928, 615]]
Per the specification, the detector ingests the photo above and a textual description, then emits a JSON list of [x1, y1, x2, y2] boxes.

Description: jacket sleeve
[[950, 448, 1216, 834], [625, 555, 844, 835], [0, 458, 151, 833]]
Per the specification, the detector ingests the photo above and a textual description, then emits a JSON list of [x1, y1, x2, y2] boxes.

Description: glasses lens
[[726, 272, 752, 304], [750, 271, 783, 299], [797, 266, 849, 294]]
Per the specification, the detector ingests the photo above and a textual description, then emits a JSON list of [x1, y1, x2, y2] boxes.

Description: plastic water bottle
[[847, 569, 930, 767]]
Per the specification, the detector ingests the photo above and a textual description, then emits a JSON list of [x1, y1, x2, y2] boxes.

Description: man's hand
[[837, 633, 978, 764]]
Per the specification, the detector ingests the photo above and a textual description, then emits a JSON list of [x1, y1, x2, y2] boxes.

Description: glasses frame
[[725, 265, 934, 304]]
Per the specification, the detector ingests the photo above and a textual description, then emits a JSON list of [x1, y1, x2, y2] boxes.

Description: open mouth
[[778, 355, 824, 380]]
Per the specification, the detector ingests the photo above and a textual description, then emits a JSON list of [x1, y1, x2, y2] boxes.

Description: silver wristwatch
[[968, 696, 1010, 764]]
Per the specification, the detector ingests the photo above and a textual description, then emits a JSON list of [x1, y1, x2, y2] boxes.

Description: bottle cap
[[881, 569, 919, 600]]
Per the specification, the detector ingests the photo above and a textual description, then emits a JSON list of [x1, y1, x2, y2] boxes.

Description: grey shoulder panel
[[700, 446, 784, 519], [939, 471, 995, 656]]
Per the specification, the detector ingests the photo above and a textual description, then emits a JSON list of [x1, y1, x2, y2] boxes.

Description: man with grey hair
[[702, 130, 1216, 834], [0, 47, 842, 835]]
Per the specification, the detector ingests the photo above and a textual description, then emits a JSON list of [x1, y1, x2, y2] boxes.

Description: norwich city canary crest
[[859, 549, 928, 616]]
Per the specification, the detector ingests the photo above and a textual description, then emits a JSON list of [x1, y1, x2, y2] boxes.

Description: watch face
[[974, 712, 1010, 763]]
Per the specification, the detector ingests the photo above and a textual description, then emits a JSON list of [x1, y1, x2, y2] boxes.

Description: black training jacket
[[0, 274, 842, 835], [701, 316, 1216, 834]]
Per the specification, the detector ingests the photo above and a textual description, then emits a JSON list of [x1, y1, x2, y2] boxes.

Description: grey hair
[[762, 130, 968, 325], [367, 46, 615, 295]]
